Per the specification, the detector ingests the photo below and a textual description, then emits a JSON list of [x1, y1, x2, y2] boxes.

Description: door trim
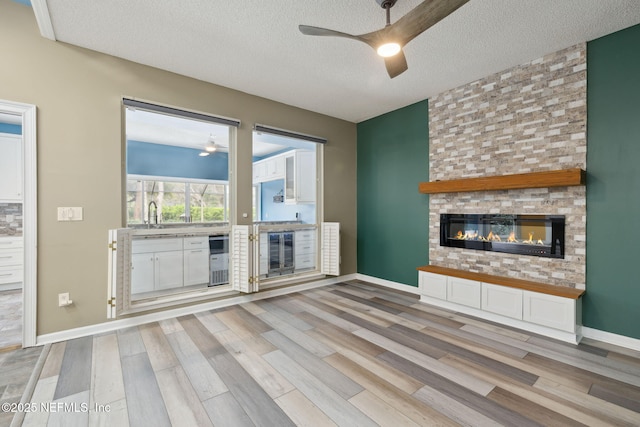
[[0, 99, 37, 347]]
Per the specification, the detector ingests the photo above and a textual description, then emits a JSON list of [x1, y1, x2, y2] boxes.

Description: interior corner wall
[[357, 100, 429, 287], [585, 23, 640, 340]]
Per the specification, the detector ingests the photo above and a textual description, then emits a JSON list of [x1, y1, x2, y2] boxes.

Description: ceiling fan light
[[377, 42, 401, 57], [205, 144, 217, 152]]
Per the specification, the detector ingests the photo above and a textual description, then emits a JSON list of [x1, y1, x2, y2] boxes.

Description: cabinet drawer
[[523, 291, 575, 332], [0, 266, 22, 284], [447, 277, 481, 309], [0, 250, 22, 267], [132, 237, 183, 253], [482, 283, 523, 320], [419, 271, 447, 300], [295, 253, 316, 270], [295, 229, 316, 241], [183, 236, 208, 250], [0, 237, 23, 250]]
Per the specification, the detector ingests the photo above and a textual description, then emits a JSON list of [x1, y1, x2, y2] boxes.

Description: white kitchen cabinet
[[418, 271, 447, 300], [482, 282, 523, 320], [294, 228, 316, 271], [183, 236, 210, 286], [131, 237, 184, 294], [155, 251, 185, 290], [447, 277, 481, 309], [285, 150, 316, 204], [0, 134, 22, 201], [0, 236, 23, 289], [253, 155, 285, 183], [131, 253, 155, 293]]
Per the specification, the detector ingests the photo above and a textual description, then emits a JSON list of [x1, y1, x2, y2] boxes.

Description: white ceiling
[[34, 0, 640, 123]]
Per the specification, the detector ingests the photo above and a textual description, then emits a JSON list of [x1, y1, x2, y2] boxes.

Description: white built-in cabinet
[[253, 149, 316, 204], [131, 236, 210, 294], [0, 237, 23, 290], [294, 228, 316, 271], [183, 236, 210, 286], [131, 238, 184, 294], [418, 270, 582, 343], [253, 154, 285, 183], [285, 150, 315, 204], [0, 134, 22, 201]]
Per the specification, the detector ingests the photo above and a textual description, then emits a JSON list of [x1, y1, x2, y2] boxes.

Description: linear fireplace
[[440, 214, 565, 259]]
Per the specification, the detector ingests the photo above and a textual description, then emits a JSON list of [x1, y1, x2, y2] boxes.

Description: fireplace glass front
[[440, 214, 565, 259]]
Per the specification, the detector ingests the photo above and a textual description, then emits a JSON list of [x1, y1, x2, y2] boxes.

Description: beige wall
[[0, 1, 357, 335]]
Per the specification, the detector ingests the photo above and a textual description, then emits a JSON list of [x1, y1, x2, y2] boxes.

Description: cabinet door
[[295, 151, 316, 203], [482, 283, 523, 319], [0, 134, 22, 200], [447, 277, 481, 309], [253, 161, 267, 183], [184, 248, 210, 286], [131, 253, 155, 294], [418, 271, 447, 300], [523, 291, 575, 332], [266, 155, 285, 180], [155, 250, 184, 290], [285, 156, 295, 202]]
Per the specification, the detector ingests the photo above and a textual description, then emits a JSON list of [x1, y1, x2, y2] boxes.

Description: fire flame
[[486, 231, 501, 241], [452, 229, 544, 245]]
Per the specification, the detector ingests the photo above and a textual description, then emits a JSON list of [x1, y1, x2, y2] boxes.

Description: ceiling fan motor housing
[[376, 0, 397, 9]]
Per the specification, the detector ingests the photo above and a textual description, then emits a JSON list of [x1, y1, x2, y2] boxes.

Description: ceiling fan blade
[[298, 25, 364, 43], [388, 0, 469, 45], [384, 50, 408, 78]]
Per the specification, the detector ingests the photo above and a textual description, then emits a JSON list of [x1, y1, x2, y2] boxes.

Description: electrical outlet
[[58, 292, 72, 307]]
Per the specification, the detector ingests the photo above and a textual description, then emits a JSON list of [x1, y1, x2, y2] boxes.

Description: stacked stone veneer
[[0, 203, 23, 236], [428, 44, 586, 289]]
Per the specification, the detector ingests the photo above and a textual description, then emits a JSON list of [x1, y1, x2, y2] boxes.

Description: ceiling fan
[[299, 0, 469, 78]]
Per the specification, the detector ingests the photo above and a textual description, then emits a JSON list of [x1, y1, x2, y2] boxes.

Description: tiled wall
[[428, 44, 586, 289], [0, 203, 23, 236]]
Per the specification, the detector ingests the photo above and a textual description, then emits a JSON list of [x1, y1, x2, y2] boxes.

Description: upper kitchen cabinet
[[285, 150, 315, 204], [0, 133, 22, 201], [253, 154, 285, 183]]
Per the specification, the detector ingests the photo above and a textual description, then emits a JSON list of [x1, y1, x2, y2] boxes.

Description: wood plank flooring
[[11, 280, 640, 426]]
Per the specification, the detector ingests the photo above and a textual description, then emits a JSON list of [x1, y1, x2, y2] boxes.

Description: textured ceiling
[[40, 0, 640, 123]]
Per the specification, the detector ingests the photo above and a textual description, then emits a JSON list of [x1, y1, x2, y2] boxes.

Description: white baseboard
[[582, 327, 640, 352], [354, 274, 420, 295], [36, 274, 354, 346]]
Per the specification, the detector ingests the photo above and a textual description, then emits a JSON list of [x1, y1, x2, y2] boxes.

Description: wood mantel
[[418, 168, 585, 194]]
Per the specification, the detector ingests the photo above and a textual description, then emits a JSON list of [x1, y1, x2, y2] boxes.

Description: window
[[124, 98, 238, 226], [126, 177, 228, 224], [251, 125, 326, 286]]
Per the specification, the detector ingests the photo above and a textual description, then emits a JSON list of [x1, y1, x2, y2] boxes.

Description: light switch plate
[[57, 207, 83, 221]]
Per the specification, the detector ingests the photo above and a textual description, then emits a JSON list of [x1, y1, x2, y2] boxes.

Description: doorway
[[0, 99, 36, 349]]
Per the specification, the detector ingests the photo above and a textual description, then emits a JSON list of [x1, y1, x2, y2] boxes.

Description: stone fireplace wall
[[428, 44, 586, 289]]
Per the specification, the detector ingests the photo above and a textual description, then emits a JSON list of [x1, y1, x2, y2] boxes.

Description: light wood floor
[[0, 289, 22, 350], [12, 281, 640, 426]]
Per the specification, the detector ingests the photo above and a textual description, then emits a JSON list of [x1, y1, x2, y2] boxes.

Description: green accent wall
[[585, 23, 640, 339], [357, 100, 429, 286]]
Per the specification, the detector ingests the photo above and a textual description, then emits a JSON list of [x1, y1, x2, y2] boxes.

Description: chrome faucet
[[148, 201, 158, 226]]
